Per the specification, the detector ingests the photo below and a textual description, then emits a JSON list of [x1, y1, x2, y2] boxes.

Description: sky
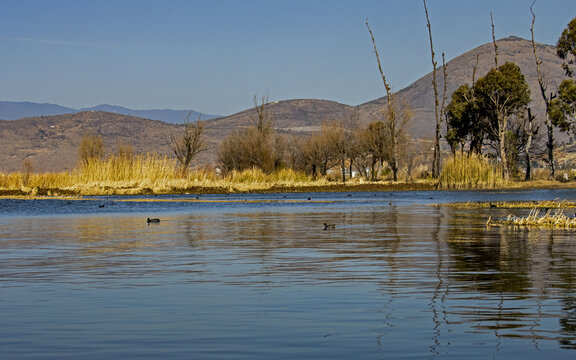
[[1, 0, 575, 116]]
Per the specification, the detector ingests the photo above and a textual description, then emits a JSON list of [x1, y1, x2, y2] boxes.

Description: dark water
[[1, 190, 576, 359]]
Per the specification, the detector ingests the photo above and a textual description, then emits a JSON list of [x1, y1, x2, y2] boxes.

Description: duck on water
[[324, 223, 336, 230]]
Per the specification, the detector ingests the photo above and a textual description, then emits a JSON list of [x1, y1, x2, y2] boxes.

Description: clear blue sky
[[1, 0, 575, 116]]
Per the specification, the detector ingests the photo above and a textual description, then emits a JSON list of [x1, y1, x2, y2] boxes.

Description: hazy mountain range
[[0, 36, 568, 172], [0, 102, 220, 123]]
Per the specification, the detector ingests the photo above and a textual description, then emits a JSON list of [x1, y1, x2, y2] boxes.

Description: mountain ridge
[[0, 36, 570, 172], [0, 101, 220, 123]]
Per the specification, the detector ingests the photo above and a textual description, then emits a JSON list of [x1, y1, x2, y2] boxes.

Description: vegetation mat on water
[[486, 208, 576, 229], [446, 200, 576, 209]]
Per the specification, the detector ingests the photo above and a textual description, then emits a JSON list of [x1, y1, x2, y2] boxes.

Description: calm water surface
[[1, 190, 576, 359]]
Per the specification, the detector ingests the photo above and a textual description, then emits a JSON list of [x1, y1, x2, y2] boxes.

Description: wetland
[[1, 190, 576, 359]]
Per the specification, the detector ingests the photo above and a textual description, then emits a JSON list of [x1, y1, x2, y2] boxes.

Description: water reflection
[[1, 196, 576, 358], [444, 207, 576, 350]]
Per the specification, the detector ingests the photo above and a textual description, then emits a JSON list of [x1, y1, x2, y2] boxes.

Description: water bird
[[147, 218, 160, 223], [324, 223, 336, 230], [98, 204, 105, 208], [490, 203, 497, 208]]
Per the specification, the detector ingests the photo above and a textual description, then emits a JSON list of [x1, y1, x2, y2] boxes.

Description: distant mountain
[[0, 101, 76, 120], [0, 101, 220, 123], [0, 37, 570, 172], [79, 104, 221, 123], [211, 37, 566, 140]]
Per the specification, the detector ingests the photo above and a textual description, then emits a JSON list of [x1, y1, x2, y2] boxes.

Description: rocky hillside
[[360, 36, 565, 137], [0, 112, 179, 172]]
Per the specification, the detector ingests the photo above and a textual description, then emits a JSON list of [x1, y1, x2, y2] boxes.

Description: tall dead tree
[[366, 20, 411, 181], [441, 53, 448, 139], [424, 0, 442, 177], [491, 12, 499, 68], [530, 2, 556, 178]]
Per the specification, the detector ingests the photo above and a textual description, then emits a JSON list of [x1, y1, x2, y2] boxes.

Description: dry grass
[[0, 155, 353, 195], [486, 208, 576, 229], [1, 151, 575, 196], [438, 153, 505, 189]]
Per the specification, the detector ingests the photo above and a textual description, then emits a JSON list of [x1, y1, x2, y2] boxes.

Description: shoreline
[[2, 179, 576, 197]]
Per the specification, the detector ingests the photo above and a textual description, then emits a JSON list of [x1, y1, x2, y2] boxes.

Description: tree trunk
[[341, 156, 346, 182], [530, 4, 555, 178], [424, 0, 441, 178], [499, 122, 509, 180], [525, 109, 534, 181], [547, 119, 555, 178]]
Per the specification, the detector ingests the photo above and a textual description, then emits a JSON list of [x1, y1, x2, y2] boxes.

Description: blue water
[[1, 190, 576, 359]]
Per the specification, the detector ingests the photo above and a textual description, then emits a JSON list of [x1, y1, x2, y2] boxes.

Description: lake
[[1, 190, 576, 359]]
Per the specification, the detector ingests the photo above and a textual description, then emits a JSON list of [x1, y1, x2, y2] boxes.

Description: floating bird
[[324, 223, 336, 230], [98, 204, 105, 208], [147, 218, 160, 223]]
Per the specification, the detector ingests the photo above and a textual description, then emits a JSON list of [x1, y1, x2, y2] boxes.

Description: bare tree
[[300, 124, 339, 178], [491, 12, 499, 68], [382, 99, 412, 181], [530, 2, 556, 178], [218, 95, 285, 174], [349, 127, 373, 180], [424, 0, 442, 177], [252, 94, 273, 135], [169, 112, 206, 173], [366, 20, 412, 181], [363, 120, 386, 180], [79, 133, 104, 165]]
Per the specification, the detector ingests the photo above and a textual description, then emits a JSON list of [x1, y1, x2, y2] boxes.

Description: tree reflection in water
[[445, 207, 576, 350]]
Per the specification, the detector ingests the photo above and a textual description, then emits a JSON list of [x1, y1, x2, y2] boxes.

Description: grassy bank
[[0, 154, 439, 196], [0, 153, 573, 196]]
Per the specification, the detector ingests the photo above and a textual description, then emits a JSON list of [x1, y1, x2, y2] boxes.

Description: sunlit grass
[[439, 153, 505, 189], [1, 155, 370, 195], [1, 151, 573, 196]]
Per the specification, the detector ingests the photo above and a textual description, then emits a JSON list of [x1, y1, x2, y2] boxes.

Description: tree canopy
[[445, 62, 530, 179], [549, 79, 576, 132], [557, 17, 576, 77]]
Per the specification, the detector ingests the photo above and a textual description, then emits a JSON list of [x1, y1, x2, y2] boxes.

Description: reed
[[487, 208, 576, 229], [0, 155, 325, 195], [439, 153, 505, 189], [75, 153, 178, 183]]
